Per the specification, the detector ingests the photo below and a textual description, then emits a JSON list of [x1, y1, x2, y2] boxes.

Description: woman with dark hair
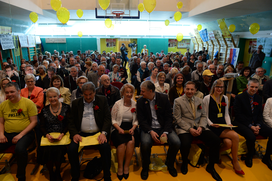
[[146, 67, 159, 84], [169, 73, 186, 106], [236, 66, 252, 93]]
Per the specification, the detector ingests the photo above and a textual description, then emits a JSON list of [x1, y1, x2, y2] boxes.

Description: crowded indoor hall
[[0, 0, 272, 181]]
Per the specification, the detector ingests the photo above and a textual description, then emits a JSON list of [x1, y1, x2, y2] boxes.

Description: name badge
[[217, 113, 223, 118]]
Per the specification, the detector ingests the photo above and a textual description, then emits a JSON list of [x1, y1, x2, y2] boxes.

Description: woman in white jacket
[[111, 83, 138, 180], [263, 98, 272, 128], [203, 79, 244, 175]]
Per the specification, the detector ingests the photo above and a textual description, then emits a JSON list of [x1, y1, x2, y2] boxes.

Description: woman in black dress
[[203, 79, 244, 175], [40, 87, 70, 181], [111, 83, 138, 180]]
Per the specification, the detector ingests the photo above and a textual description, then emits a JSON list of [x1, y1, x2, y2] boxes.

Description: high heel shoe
[[234, 168, 245, 175], [123, 173, 129, 179], [117, 173, 124, 180]]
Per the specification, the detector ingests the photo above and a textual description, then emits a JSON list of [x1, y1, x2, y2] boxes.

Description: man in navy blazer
[[234, 79, 272, 170], [137, 81, 180, 180]]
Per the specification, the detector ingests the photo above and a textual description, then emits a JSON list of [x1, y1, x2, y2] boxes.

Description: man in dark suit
[[64, 66, 78, 92], [88, 65, 105, 88], [234, 79, 272, 169], [137, 81, 180, 180], [67, 82, 112, 181]]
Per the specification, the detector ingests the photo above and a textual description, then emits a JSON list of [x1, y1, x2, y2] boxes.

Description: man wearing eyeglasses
[[252, 67, 269, 96], [249, 45, 265, 72]]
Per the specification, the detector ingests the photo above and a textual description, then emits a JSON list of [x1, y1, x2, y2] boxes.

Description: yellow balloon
[[219, 21, 225, 29], [50, 0, 62, 11], [29, 12, 38, 23], [249, 23, 260, 35], [78, 31, 83, 37], [99, 0, 110, 10], [177, 2, 183, 9], [176, 33, 183, 42], [77, 9, 83, 18], [197, 24, 202, 31], [174, 11, 182, 22], [143, 0, 156, 13], [56, 7, 70, 24], [110, 24, 114, 30], [165, 20, 170, 26], [105, 19, 112, 28], [138, 3, 145, 12], [229, 24, 236, 33]]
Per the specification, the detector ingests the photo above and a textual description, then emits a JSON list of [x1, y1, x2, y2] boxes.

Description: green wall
[[137, 38, 168, 55], [40, 38, 97, 55], [238, 38, 246, 63]]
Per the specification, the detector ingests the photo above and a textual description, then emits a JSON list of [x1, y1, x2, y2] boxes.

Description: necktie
[[189, 99, 196, 119], [250, 96, 254, 113]]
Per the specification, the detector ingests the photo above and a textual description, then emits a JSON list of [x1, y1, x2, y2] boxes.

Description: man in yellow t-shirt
[[0, 82, 37, 181]]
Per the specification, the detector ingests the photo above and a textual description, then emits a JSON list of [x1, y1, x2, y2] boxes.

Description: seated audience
[[169, 73, 185, 106], [199, 69, 213, 96], [233, 79, 272, 169], [0, 82, 38, 181], [193, 80, 204, 99], [5, 65, 20, 86], [111, 83, 138, 180], [180, 65, 191, 83], [96, 75, 121, 110], [252, 67, 269, 96], [37, 65, 47, 81], [136, 62, 149, 95], [0, 77, 11, 104], [88, 65, 105, 88], [67, 82, 112, 181], [191, 62, 203, 82], [137, 81, 180, 180], [155, 72, 170, 95], [165, 67, 179, 88], [64, 66, 78, 92], [75, 62, 86, 77], [101, 61, 110, 74], [203, 80, 244, 175], [236, 62, 244, 74], [173, 81, 221, 180], [20, 74, 44, 114], [43, 67, 57, 90], [84, 61, 92, 77], [215, 65, 224, 78], [40, 87, 70, 181], [71, 76, 88, 104], [46, 75, 71, 106], [20, 65, 43, 89]]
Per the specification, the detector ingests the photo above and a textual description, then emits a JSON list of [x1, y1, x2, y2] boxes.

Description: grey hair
[[46, 87, 60, 98], [113, 64, 119, 69], [140, 61, 146, 66], [140, 80, 155, 92], [82, 82, 96, 93], [147, 62, 154, 67], [70, 66, 78, 72], [247, 78, 260, 86], [24, 74, 36, 82], [196, 62, 203, 68], [38, 65, 46, 72], [43, 60, 49, 65]]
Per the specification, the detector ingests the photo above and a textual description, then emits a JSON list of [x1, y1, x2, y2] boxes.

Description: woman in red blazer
[[20, 74, 44, 113]]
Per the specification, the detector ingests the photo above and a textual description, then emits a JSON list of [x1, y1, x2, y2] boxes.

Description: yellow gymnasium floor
[[0, 139, 272, 181]]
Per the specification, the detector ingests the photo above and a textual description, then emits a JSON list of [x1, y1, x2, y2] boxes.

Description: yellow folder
[[78, 132, 101, 152], [40, 132, 71, 146]]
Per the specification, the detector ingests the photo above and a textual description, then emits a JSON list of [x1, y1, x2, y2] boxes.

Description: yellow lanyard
[[176, 87, 183, 97], [213, 95, 222, 113]]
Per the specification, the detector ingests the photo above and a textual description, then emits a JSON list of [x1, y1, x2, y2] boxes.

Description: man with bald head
[[96, 74, 121, 110], [88, 65, 105, 88], [249, 45, 265, 72]]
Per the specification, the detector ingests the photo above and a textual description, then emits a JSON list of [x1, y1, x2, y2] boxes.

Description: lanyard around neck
[[212, 94, 222, 113]]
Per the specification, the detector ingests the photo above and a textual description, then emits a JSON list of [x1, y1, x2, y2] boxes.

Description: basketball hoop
[[112, 11, 124, 18]]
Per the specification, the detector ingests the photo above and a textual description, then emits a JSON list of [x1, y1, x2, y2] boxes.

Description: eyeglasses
[[78, 82, 86, 85], [215, 86, 224, 89]]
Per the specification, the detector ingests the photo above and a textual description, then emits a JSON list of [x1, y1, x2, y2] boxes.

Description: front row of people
[[0, 79, 272, 181]]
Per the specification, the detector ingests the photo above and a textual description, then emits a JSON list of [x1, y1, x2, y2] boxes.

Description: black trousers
[[234, 122, 272, 158], [178, 130, 221, 165], [67, 132, 111, 180], [0, 131, 35, 180]]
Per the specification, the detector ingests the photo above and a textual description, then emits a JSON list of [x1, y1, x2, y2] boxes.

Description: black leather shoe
[[245, 157, 253, 168], [168, 167, 177, 177], [140, 169, 149, 180], [262, 157, 272, 170], [117, 173, 123, 181], [123, 173, 129, 180], [206, 167, 222, 181], [180, 162, 188, 175]]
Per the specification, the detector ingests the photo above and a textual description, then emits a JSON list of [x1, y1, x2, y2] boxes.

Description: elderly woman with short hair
[[43, 60, 49, 69], [21, 74, 44, 113], [108, 64, 122, 83], [111, 83, 138, 180], [37, 65, 47, 81], [155, 72, 170, 95], [46, 75, 71, 106], [71, 76, 88, 104], [40, 87, 70, 181]]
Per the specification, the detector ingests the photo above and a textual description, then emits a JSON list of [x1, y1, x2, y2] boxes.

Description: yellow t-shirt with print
[[0, 97, 38, 133]]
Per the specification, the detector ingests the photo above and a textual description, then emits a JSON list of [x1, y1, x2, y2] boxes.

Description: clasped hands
[[251, 125, 260, 135], [189, 127, 203, 137]]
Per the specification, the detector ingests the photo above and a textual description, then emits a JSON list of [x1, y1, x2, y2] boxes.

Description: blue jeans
[[140, 129, 180, 169]]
